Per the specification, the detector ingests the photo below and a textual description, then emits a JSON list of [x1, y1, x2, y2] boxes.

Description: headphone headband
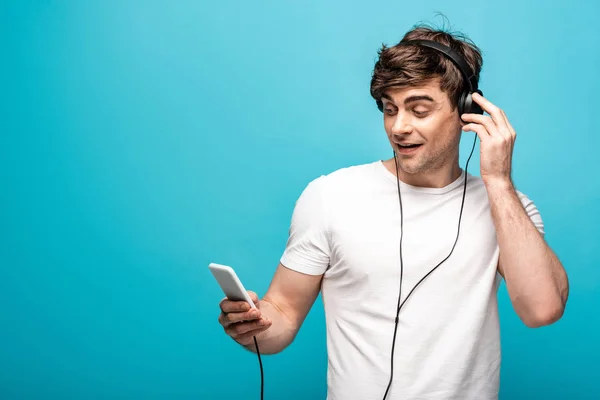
[[401, 39, 478, 93]]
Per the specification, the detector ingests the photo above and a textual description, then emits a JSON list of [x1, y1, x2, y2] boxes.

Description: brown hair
[[370, 24, 483, 112]]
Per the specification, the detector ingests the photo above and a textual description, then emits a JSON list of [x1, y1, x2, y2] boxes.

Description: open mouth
[[397, 143, 423, 154], [395, 143, 423, 155]]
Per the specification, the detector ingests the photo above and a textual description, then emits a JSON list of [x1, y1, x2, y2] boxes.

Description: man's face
[[381, 79, 463, 175]]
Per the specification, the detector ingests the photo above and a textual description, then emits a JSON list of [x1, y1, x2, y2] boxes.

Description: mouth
[[395, 143, 423, 155]]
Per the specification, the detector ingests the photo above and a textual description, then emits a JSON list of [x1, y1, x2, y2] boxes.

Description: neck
[[384, 157, 462, 188]]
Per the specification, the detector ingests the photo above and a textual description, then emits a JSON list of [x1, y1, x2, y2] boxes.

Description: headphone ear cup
[[464, 93, 473, 114], [464, 90, 484, 115], [458, 91, 467, 115], [462, 93, 481, 115]]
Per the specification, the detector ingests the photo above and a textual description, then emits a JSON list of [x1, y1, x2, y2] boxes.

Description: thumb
[[247, 291, 259, 306]]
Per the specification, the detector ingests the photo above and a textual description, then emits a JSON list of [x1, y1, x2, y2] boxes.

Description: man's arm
[[461, 92, 569, 328], [487, 180, 569, 328], [225, 175, 329, 353], [240, 263, 322, 354]]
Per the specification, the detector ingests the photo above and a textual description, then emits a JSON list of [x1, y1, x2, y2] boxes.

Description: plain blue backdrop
[[1, 1, 599, 399]]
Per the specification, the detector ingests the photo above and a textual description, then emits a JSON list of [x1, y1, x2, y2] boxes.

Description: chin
[[397, 160, 425, 175], [395, 150, 440, 175]]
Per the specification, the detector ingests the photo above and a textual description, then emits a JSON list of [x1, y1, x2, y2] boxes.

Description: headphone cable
[[253, 336, 264, 400], [382, 133, 478, 399]]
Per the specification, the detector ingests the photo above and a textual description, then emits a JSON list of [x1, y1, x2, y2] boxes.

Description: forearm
[[242, 298, 299, 355], [487, 179, 569, 327]]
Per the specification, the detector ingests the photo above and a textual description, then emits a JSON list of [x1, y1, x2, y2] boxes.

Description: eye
[[413, 109, 429, 117], [384, 107, 397, 115]]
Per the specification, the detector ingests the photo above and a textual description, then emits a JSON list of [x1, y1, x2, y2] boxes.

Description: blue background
[[1, 1, 599, 399]]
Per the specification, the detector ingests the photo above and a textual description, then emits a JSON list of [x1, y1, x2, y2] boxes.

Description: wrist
[[483, 176, 514, 193]]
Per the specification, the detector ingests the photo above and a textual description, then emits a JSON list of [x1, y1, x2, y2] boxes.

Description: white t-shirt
[[280, 160, 544, 400]]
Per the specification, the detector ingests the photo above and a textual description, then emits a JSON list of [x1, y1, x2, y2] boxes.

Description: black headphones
[[377, 39, 484, 116]]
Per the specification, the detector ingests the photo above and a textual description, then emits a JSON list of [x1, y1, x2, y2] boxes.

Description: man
[[217, 25, 569, 399]]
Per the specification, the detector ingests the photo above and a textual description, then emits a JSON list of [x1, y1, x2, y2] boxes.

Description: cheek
[[416, 116, 458, 141], [412, 118, 439, 138], [383, 120, 395, 137]]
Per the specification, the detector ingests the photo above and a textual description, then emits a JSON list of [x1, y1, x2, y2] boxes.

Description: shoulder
[[468, 175, 545, 235], [514, 189, 538, 209], [514, 188, 545, 234], [465, 174, 540, 211], [286, 163, 377, 236], [301, 161, 381, 196], [323, 161, 380, 183]]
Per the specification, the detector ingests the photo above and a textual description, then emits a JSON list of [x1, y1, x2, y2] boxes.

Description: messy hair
[[370, 22, 483, 112]]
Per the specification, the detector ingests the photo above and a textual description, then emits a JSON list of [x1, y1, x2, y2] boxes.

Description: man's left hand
[[461, 92, 516, 187]]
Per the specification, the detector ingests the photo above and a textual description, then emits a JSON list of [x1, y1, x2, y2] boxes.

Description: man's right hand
[[218, 291, 273, 346]]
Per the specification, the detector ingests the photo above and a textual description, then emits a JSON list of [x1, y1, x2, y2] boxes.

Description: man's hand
[[218, 291, 272, 346], [461, 92, 516, 187]]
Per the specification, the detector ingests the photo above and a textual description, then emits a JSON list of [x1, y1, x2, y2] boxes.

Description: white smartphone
[[208, 263, 257, 309]]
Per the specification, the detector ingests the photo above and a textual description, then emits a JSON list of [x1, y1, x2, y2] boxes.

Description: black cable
[[384, 147, 406, 400], [382, 134, 478, 399], [253, 336, 264, 400]]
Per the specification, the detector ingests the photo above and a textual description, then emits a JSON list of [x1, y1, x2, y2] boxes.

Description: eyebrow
[[381, 94, 435, 105]]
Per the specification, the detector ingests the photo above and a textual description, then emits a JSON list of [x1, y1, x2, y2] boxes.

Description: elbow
[[522, 301, 566, 328], [518, 272, 569, 328]]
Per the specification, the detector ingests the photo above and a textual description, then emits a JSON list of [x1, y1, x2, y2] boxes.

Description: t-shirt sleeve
[[516, 190, 545, 237], [280, 176, 331, 276]]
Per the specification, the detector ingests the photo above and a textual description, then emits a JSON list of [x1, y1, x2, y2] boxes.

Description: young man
[[217, 25, 569, 399]]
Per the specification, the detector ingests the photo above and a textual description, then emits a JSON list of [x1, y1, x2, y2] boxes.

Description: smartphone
[[208, 263, 257, 309]]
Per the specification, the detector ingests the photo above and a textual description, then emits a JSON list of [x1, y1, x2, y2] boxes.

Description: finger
[[219, 308, 262, 327], [235, 325, 273, 346], [471, 93, 507, 133], [500, 109, 517, 141], [461, 114, 501, 138], [462, 123, 490, 143], [226, 318, 272, 338], [219, 297, 252, 313], [247, 291, 259, 306]]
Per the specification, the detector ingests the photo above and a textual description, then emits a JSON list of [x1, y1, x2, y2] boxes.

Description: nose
[[390, 112, 413, 138]]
